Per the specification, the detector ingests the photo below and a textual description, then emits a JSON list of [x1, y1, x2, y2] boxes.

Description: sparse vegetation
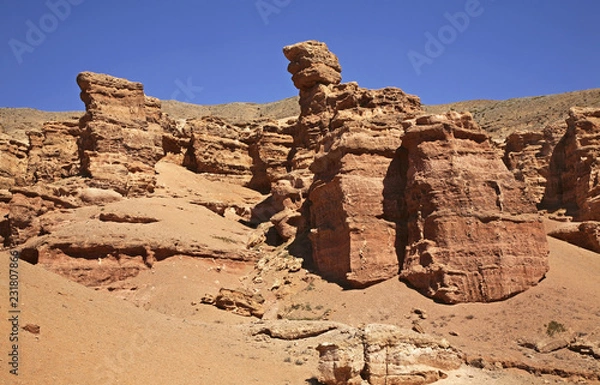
[[546, 320, 566, 337], [210, 235, 239, 244]]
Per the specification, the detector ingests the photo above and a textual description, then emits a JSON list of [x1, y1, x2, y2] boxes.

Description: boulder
[[214, 288, 265, 318], [548, 221, 600, 253], [316, 324, 463, 385]]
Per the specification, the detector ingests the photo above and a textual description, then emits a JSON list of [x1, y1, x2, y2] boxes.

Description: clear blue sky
[[1, 0, 599, 111]]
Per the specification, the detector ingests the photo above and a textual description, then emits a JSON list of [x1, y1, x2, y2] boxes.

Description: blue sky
[[1, 0, 599, 111]]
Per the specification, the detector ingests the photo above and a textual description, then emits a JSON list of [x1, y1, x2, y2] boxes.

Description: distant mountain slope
[[424, 88, 600, 139], [161, 96, 300, 122], [2, 89, 600, 142], [0, 108, 81, 142]]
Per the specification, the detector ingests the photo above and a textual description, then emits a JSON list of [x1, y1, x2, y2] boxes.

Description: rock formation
[[77, 72, 165, 196], [283, 40, 423, 288], [543, 107, 600, 220], [18, 197, 258, 287], [549, 221, 600, 253], [316, 324, 463, 385], [503, 124, 565, 204], [399, 112, 549, 303], [27, 119, 81, 183], [0, 133, 28, 189], [182, 116, 293, 193]]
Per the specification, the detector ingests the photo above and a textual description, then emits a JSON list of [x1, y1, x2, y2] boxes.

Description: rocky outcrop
[[283, 40, 423, 288], [18, 197, 258, 287], [183, 116, 254, 186], [0, 133, 28, 189], [549, 221, 600, 253], [214, 288, 265, 318], [27, 119, 81, 183], [542, 107, 600, 220], [399, 112, 549, 303], [182, 116, 293, 194], [503, 124, 565, 203], [316, 324, 463, 385], [77, 72, 164, 196]]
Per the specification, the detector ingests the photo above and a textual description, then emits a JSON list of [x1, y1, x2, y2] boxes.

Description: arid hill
[[425, 88, 600, 139], [2, 88, 600, 142]]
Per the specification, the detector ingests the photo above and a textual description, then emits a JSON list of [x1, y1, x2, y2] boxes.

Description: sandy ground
[[1, 225, 598, 384]]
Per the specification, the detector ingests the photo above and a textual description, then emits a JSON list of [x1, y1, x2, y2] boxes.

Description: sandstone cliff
[[282, 41, 549, 300], [542, 107, 600, 220], [399, 112, 549, 303]]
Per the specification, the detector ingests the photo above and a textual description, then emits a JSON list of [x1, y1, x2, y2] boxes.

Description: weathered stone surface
[[214, 288, 265, 318], [549, 221, 600, 253], [283, 40, 423, 288], [316, 324, 463, 385], [569, 329, 600, 359], [399, 112, 549, 303], [183, 117, 254, 186], [27, 119, 81, 183], [251, 320, 343, 340], [0, 133, 28, 189], [182, 116, 294, 194], [18, 197, 258, 287], [503, 124, 565, 203], [316, 328, 366, 385], [283, 40, 342, 91], [77, 72, 164, 196], [543, 107, 600, 220]]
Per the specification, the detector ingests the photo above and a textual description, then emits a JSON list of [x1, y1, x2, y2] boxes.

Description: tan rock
[[283, 40, 342, 90], [549, 221, 600, 253], [77, 72, 164, 196], [316, 329, 365, 385], [283, 40, 423, 288], [316, 324, 463, 385], [251, 320, 343, 340], [27, 119, 81, 183], [214, 288, 265, 318], [0, 133, 28, 189], [18, 197, 258, 286]]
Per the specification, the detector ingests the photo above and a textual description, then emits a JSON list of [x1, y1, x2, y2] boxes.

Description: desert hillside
[[1, 40, 599, 385], [3, 88, 600, 142]]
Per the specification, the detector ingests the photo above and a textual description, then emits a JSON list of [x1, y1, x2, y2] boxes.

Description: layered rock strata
[[543, 107, 600, 220], [316, 324, 463, 385], [77, 72, 164, 196], [503, 124, 565, 203], [283, 40, 423, 288], [399, 112, 549, 303]]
